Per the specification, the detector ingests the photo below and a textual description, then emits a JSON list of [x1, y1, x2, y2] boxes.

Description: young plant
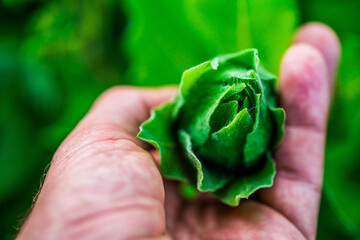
[[138, 49, 285, 206]]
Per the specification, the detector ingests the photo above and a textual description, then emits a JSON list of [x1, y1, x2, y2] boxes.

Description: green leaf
[[209, 100, 239, 132], [198, 108, 254, 168], [179, 130, 233, 191], [214, 152, 275, 206], [122, 0, 299, 86], [138, 102, 190, 182], [138, 49, 284, 205]]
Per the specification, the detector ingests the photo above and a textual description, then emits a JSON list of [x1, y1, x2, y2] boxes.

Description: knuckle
[[53, 123, 143, 167]]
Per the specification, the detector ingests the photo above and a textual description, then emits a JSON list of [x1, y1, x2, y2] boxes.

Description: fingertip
[[92, 85, 177, 112], [293, 22, 341, 81], [140, 86, 178, 109], [280, 44, 329, 131]]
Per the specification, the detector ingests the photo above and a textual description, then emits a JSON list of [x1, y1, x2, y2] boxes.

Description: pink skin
[[18, 23, 340, 240]]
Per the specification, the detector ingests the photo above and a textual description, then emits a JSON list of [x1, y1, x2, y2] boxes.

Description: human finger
[[259, 43, 334, 240], [18, 86, 176, 240]]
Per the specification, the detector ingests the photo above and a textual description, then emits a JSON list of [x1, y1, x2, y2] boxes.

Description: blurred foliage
[[0, 0, 359, 239], [122, 0, 298, 85], [300, 0, 360, 237]]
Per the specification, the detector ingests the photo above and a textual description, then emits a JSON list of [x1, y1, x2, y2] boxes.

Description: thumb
[[18, 86, 176, 240]]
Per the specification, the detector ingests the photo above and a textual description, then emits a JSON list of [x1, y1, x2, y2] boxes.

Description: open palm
[[18, 23, 339, 240]]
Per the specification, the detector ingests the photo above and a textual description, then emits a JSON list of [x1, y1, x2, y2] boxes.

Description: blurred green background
[[0, 0, 359, 239]]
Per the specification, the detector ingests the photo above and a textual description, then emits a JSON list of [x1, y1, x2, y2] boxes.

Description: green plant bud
[[138, 49, 285, 206]]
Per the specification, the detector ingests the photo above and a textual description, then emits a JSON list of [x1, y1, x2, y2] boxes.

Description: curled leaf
[[138, 49, 285, 206]]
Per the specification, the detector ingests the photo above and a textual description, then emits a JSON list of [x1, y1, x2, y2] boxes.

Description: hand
[[18, 23, 340, 240]]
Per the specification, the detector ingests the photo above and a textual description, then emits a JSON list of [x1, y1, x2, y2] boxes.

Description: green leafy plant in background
[[301, 0, 360, 237], [122, 0, 298, 85], [139, 49, 284, 205]]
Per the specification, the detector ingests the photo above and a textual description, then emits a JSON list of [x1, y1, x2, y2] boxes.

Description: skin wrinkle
[[204, 201, 305, 240], [69, 209, 162, 240], [63, 198, 165, 240], [79, 121, 149, 147], [58, 145, 164, 207], [52, 124, 134, 168], [275, 126, 324, 189], [61, 203, 165, 239], [64, 153, 161, 201], [260, 179, 320, 240], [49, 130, 149, 189], [275, 171, 321, 195]]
